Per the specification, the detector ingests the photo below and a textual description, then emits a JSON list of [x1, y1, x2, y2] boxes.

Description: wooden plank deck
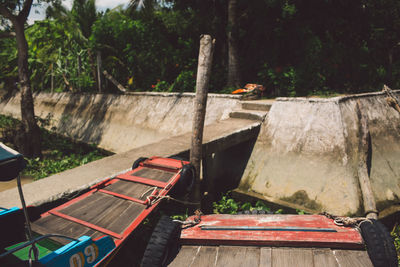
[[30, 165, 173, 245], [169, 245, 373, 267]]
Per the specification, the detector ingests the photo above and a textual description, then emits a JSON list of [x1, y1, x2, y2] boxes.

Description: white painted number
[[69, 252, 84, 267], [69, 244, 99, 267], [84, 244, 99, 264]]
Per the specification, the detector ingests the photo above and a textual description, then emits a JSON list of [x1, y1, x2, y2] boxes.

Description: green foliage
[[258, 64, 297, 97], [23, 150, 104, 180], [296, 209, 306, 215], [391, 223, 400, 265], [0, 114, 108, 180], [212, 192, 284, 214], [153, 80, 170, 92], [168, 70, 196, 92], [170, 209, 189, 221], [2, 0, 400, 95], [213, 194, 240, 214]]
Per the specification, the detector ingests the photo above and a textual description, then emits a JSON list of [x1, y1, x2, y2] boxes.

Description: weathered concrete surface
[[0, 92, 240, 153], [0, 118, 260, 208], [237, 91, 400, 216]]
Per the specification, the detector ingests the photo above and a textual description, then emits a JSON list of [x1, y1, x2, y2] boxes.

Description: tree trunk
[[51, 63, 54, 93], [96, 51, 103, 93], [14, 19, 41, 158], [386, 48, 393, 87], [88, 48, 98, 91], [77, 54, 82, 92], [227, 0, 241, 88], [190, 35, 215, 206]]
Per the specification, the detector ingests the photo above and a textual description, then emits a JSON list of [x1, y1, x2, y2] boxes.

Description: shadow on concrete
[[57, 94, 114, 146]]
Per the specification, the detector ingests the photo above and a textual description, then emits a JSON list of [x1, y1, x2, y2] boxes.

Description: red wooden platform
[[31, 157, 187, 249], [180, 214, 364, 249]]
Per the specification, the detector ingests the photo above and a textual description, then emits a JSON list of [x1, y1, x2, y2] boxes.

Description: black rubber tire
[[360, 219, 398, 267], [132, 157, 148, 170], [141, 216, 181, 267], [174, 164, 195, 197]]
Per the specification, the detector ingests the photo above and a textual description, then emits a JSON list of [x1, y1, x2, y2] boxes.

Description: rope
[[173, 210, 203, 229], [383, 84, 400, 113], [320, 211, 372, 229], [150, 195, 200, 206]]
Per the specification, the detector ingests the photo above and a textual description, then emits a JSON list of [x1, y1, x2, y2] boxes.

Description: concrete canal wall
[[237, 90, 400, 216], [0, 92, 240, 153]]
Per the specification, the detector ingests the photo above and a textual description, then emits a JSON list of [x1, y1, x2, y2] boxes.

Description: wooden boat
[[0, 143, 194, 266], [142, 213, 398, 266]]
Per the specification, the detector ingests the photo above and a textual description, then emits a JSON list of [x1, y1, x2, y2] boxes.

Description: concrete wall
[[238, 91, 400, 216], [0, 92, 240, 153]]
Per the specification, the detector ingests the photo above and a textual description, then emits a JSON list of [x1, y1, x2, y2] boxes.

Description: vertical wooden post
[[77, 54, 82, 92], [356, 100, 378, 219], [190, 35, 215, 205], [96, 51, 102, 93], [51, 63, 54, 93]]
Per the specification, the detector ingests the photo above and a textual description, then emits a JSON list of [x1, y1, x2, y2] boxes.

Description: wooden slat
[[259, 247, 272, 267], [272, 248, 313, 267], [31, 223, 71, 245], [333, 250, 373, 267], [190, 246, 218, 266], [131, 168, 174, 182], [313, 249, 338, 267], [105, 180, 156, 200], [169, 246, 201, 267], [60, 192, 117, 217], [94, 201, 145, 235], [215, 246, 260, 266], [32, 215, 100, 243], [49, 210, 123, 239], [62, 193, 121, 224]]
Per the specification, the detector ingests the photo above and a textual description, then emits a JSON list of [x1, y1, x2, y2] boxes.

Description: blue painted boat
[[0, 143, 194, 266]]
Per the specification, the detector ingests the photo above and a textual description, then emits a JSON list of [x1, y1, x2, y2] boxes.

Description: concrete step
[[229, 109, 268, 121], [241, 99, 275, 111]]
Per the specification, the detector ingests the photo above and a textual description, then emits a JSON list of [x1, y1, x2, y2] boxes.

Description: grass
[[0, 114, 110, 180]]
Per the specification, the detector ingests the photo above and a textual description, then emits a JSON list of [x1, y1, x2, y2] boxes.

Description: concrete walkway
[[0, 117, 260, 208]]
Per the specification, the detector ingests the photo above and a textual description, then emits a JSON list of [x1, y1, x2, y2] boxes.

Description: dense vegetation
[[1, 0, 400, 97], [0, 114, 109, 180]]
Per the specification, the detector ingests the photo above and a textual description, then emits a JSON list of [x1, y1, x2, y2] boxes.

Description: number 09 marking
[[69, 244, 99, 267]]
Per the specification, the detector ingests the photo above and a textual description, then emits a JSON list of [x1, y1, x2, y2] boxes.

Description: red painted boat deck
[[181, 214, 364, 249], [31, 157, 185, 248], [172, 214, 372, 267]]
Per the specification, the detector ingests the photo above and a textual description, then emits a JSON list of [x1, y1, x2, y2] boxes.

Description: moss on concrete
[[280, 190, 322, 211]]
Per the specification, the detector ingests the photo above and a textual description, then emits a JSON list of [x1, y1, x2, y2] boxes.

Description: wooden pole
[[103, 70, 127, 93], [96, 51, 102, 93], [190, 35, 215, 205], [51, 63, 54, 93], [77, 54, 82, 92], [356, 100, 378, 219]]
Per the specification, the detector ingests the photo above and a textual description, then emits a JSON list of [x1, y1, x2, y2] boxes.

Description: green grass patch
[[0, 114, 110, 180]]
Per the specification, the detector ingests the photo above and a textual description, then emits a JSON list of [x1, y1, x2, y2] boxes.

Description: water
[[0, 176, 34, 192]]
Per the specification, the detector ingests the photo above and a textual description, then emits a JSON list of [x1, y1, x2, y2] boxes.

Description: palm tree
[[46, 0, 99, 91]]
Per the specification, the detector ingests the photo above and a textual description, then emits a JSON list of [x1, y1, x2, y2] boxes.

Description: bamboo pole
[[190, 35, 215, 205]]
